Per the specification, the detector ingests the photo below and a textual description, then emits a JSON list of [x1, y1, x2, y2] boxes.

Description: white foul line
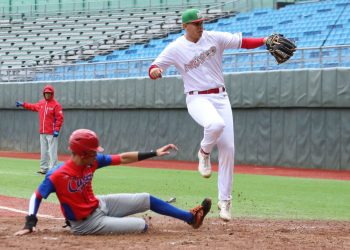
[[0, 205, 64, 220]]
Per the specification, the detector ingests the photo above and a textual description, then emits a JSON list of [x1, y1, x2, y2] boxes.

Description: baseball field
[[0, 152, 349, 249]]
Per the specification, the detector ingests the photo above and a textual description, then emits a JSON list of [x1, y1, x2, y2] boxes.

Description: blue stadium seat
[[32, 0, 350, 81]]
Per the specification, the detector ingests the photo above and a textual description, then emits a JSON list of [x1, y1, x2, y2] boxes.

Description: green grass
[[0, 157, 349, 220]]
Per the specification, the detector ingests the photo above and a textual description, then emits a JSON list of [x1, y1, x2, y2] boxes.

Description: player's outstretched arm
[[119, 144, 178, 164], [14, 192, 43, 236]]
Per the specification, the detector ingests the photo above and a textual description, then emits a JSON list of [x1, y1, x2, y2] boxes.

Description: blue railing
[[1, 45, 349, 82]]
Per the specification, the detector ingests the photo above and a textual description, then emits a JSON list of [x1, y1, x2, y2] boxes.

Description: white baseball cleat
[[218, 200, 232, 221], [197, 150, 212, 178]]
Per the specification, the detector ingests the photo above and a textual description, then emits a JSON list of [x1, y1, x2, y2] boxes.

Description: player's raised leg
[[186, 95, 225, 178]]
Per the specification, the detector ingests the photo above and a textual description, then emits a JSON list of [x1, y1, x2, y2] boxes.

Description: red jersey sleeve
[[241, 37, 265, 49], [110, 155, 122, 165]]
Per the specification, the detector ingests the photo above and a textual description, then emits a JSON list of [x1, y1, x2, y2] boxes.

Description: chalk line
[[0, 205, 64, 220]]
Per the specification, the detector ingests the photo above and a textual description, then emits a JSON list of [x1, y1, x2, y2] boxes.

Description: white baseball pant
[[186, 92, 234, 201]]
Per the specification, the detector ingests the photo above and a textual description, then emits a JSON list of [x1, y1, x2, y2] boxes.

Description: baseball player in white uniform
[[149, 8, 268, 221]]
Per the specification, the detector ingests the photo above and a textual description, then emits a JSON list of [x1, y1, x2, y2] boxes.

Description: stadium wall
[[0, 68, 349, 170]]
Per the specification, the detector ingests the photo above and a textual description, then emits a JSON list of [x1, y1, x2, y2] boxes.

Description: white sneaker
[[197, 150, 212, 178], [218, 200, 232, 221]]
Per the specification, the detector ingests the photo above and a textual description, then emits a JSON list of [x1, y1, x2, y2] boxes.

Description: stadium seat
[[2, 0, 349, 81]]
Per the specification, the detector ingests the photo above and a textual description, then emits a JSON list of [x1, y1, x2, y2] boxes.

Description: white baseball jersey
[[152, 30, 242, 93]]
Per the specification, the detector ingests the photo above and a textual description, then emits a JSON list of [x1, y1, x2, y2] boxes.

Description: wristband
[[138, 151, 157, 161], [148, 65, 160, 79]]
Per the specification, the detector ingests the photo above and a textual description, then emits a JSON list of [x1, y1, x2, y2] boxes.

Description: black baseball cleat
[[189, 198, 212, 229], [36, 170, 47, 175]]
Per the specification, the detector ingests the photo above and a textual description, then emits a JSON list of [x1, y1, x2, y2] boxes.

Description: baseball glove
[[265, 33, 296, 64]]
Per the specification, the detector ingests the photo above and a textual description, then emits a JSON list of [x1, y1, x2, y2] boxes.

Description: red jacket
[[23, 85, 64, 134]]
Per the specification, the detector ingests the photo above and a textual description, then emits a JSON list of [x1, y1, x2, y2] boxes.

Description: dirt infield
[[1, 151, 350, 249], [1, 209, 350, 249], [1, 194, 349, 250]]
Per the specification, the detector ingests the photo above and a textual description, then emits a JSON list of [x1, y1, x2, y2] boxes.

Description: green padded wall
[[0, 68, 349, 170]]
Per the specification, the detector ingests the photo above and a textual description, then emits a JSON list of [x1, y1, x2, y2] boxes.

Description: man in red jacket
[[16, 85, 64, 175]]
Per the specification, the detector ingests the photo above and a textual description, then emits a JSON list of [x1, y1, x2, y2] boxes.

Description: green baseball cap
[[182, 9, 206, 24]]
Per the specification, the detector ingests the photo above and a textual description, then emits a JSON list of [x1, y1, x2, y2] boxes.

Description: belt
[[188, 87, 226, 95]]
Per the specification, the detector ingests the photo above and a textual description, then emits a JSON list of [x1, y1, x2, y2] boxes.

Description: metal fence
[[1, 45, 349, 83]]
